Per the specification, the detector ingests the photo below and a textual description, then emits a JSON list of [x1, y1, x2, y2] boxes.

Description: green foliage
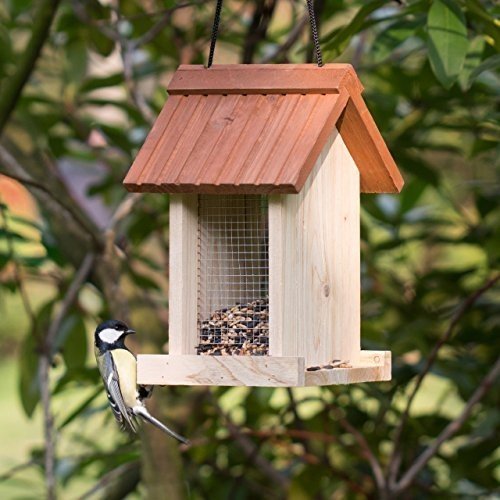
[[427, 0, 469, 88], [0, 0, 499, 498]]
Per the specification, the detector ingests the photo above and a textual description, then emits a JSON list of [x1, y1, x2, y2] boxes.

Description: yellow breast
[[110, 349, 138, 408]]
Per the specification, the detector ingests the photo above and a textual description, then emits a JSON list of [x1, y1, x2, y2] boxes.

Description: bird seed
[[197, 298, 269, 356]]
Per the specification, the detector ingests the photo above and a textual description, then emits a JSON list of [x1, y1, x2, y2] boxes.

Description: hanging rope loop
[[306, 0, 323, 67], [206, 0, 323, 68], [207, 0, 223, 68]]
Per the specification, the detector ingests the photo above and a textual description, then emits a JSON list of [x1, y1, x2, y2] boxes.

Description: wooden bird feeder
[[124, 64, 404, 387]]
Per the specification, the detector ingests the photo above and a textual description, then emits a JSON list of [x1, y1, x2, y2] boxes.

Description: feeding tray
[[124, 64, 403, 387]]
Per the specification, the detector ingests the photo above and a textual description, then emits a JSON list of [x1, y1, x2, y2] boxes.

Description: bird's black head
[[94, 319, 135, 351]]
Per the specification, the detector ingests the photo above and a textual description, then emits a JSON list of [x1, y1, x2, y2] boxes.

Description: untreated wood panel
[[137, 355, 305, 386], [168, 195, 198, 355], [167, 64, 363, 95], [269, 129, 360, 367], [268, 195, 285, 358]]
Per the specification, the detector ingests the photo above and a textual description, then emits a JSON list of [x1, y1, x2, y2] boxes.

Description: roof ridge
[[168, 64, 363, 96]]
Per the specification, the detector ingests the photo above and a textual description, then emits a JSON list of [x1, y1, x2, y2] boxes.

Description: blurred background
[[0, 0, 498, 498]]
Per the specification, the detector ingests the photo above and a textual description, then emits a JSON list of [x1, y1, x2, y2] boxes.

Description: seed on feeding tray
[[305, 360, 352, 371]]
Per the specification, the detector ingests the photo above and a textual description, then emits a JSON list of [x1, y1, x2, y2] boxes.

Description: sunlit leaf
[[427, 0, 469, 88]]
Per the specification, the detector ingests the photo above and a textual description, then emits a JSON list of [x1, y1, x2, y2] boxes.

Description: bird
[[94, 319, 189, 444]]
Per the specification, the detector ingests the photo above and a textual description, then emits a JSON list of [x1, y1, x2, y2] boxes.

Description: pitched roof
[[124, 64, 403, 194]]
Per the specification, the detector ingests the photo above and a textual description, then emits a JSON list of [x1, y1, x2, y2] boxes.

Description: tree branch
[[132, 1, 205, 48], [0, 459, 38, 482], [388, 272, 500, 484], [215, 404, 289, 489], [0, 0, 61, 136], [242, 0, 277, 64], [0, 145, 103, 252], [79, 461, 141, 499], [260, 14, 309, 63], [330, 405, 387, 496], [39, 355, 56, 500], [38, 252, 96, 500], [44, 253, 96, 357], [394, 356, 500, 494]]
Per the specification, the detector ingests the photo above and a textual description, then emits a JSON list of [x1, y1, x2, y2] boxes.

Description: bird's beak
[[126, 329, 136, 335]]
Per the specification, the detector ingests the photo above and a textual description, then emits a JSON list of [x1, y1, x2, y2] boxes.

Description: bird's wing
[[98, 351, 138, 433]]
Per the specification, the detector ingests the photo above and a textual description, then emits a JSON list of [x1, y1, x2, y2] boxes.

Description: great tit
[[94, 319, 188, 444]]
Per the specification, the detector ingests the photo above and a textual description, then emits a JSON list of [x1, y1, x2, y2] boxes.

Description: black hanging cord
[[207, 0, 224, 68], [207, 0, 323, 67], [306, 0, 323, 67]]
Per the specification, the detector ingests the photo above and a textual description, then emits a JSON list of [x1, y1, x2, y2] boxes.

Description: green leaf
[[458, 36, 485, 90], [464, 0, 500, 50], [399, 179, 428, 214], [59, 387, 101, 429], [323, 0, 389, 59], [18, 333, 40, 418], [80, 73, 124, 93], [56, 315, 88, 368], [5, 0, 31, 18], [467, 53, 500, 87], [372, 18, 424, 64], [0, 227, 28, 242], [427, 0, 469, 88], [64, 41, 88, 86], [0, 24, 12, 77]]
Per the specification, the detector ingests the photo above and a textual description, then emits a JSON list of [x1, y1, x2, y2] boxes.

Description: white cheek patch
[[99, 328, 123, 344]]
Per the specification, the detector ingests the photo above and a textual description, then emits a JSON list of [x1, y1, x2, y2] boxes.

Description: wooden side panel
[[168, 64, 363, 96], [269, 192, 302, 359], [137, 355, 305, 387], [268, 196, 285, 357], [326, 130, 361, 364], [168, 194, 198, 355], [269, 129, 360, 366]]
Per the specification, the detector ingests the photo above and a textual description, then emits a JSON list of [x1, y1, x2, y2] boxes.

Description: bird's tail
[[133, 405, 189, 445]]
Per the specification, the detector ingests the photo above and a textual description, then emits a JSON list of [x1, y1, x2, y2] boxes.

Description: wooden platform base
[[304, 351, 391, 386], [137, 350, 390, 387]]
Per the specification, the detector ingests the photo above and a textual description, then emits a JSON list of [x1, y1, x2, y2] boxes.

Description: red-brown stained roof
[[124, 64, 403, 194]]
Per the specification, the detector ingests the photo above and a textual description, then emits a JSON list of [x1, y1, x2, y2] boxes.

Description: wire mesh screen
[[196, 195, 269, 356]]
